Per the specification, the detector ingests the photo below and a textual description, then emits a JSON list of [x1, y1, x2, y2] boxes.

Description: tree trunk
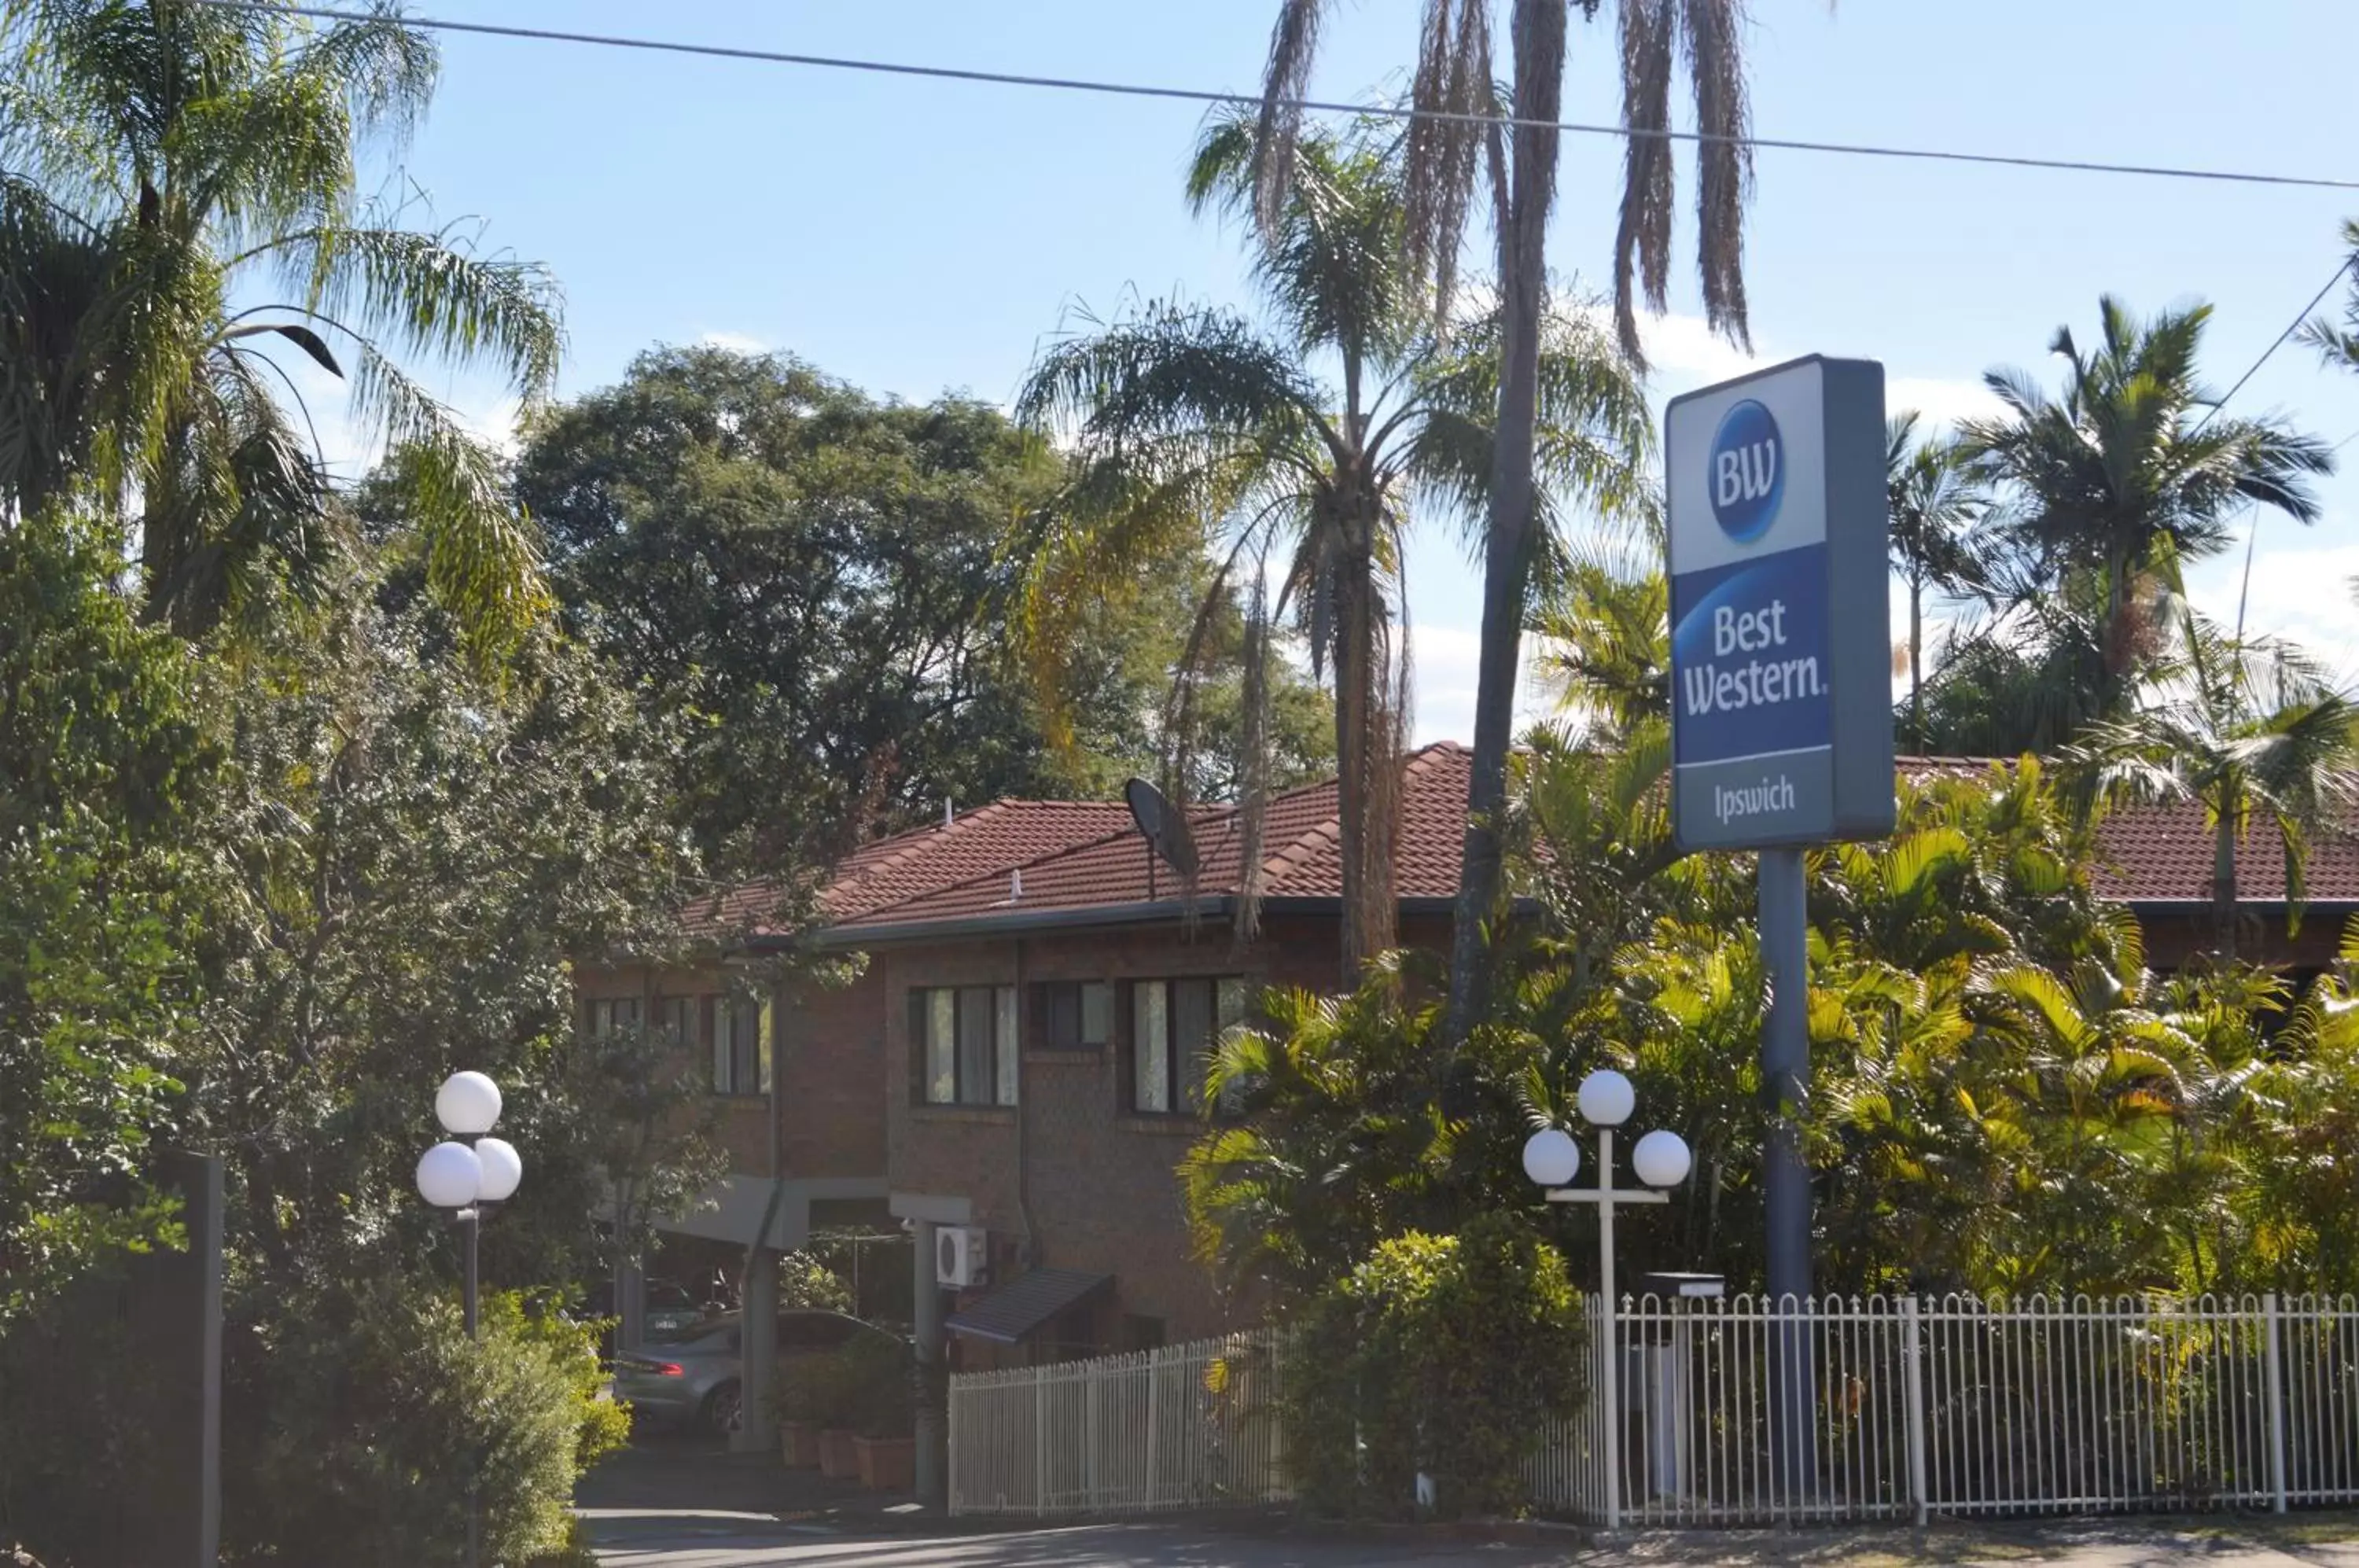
[[1908, 576, 1923, 753], [1443, 0, 1565, 1047], [1334, 540, 1371, 984], [2212, 806, 2238, 961]]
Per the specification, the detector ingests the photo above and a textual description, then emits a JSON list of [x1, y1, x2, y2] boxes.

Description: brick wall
[[572, 958, 889, 1183], [881, 909, 1453, 1349]]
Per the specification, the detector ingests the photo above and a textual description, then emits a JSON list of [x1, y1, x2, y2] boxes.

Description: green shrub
[[838, 1331, 915, 1439], [220, 1279, 625, 1566], [776, 1251, 852, 1312], [1284, 1213, 1585, 1518], [771, 1346, 856, 1429]]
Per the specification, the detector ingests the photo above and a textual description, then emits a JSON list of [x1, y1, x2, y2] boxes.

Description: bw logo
[[1709, 399, 1783, 543]]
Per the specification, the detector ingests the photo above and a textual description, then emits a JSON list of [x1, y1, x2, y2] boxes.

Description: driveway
[[585, 1511, 2359, 1568]]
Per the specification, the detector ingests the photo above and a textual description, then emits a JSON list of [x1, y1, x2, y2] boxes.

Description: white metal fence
[[949, 1294, 2359, 1525], [1531, 1294, 2359, 1526], [948, 1327, 1290, 1517]]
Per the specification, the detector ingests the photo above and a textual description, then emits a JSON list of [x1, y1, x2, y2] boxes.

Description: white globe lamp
[[1632, 1128, 1693, 1190], [1577, 1069, 1636, 1128], [436, 1070, 502, 1136], [415, 1140, 481, 1210], [1521, 1127, 1581, 1189], [474, 1136, 524, 1204]]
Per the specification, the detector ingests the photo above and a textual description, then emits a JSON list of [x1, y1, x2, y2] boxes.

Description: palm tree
[[0, 0, 561, 655], [1015, 114, 1651, 979], [1530, 539, 1668, 743], [1962, 297, 2332, 727], [1884, 412, 1987, 752], [1246, 0, 1758, 1041], [2297, 218, 2359, 380], [2068, 608, 2358, 959]]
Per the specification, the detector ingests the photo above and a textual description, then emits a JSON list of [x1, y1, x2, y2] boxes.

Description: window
[[657, 996, 696, 1045], [1131, 977, 1249, 1114], [709, 994, 772, 1098], [1038, 981, 1114, 1051], [586, 996, 642, 1037], [912, 986, 1018, 1106]]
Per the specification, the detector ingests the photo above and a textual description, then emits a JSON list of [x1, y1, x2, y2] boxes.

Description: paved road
[[585, 1513, 2359, 1568], [587, 1517, 1566, 1566], [583, 1438, 2359, 1567]]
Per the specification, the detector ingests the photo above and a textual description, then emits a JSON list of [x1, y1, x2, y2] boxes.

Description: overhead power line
[[2190, 253, 2355, 440], [187, 0, 2359, 195]]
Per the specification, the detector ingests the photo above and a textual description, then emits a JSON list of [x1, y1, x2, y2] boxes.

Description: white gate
[[948, 1327, 1290, 1517]]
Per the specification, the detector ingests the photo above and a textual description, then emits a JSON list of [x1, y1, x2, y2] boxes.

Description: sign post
[[1665, 355, 1893, 1504]]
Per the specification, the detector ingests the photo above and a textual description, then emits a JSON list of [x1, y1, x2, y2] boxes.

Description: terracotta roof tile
[[2092, 799, 2359, 904], [686, 749, 2359, 941], [823, 742, 1474, 931]]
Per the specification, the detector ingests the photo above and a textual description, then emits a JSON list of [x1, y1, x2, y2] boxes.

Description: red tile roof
[[2089, 799, 2359, 904], [823, 742, 1474, 933], [686, 747, 2359, 942]]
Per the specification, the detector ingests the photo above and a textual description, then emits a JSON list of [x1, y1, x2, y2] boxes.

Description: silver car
[[612, 1309, 895, 1434]]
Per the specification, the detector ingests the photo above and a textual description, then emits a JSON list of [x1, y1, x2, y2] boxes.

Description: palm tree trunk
[[1443, 0, 1566, 1049], [1334, 544, 1373, 983], [1908, 576, 1924, 753], [2212, 807, 2238, 961]]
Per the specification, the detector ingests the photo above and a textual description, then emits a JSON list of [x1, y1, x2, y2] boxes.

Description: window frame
[[705, 992, 773, 1100], [912, 985, 1019, 1107], [1037, 979, 1115, 1052], [1128, 975, 1250, 1116]]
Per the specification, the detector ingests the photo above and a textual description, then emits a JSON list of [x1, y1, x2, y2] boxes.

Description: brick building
[[586, 745, 2359, 1460]]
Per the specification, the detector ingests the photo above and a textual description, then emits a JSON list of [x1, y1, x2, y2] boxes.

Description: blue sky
[[345, 1, 2359, 743]]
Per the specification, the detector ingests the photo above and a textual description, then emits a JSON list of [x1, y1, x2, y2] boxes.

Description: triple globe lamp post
[[1522, 1068, 1692, 1532], [413, 1071, 523, 1568]]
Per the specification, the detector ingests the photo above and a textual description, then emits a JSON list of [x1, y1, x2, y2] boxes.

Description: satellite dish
[[1124, 777, 1200, 881]]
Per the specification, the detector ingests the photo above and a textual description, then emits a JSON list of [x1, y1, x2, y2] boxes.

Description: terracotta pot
[[854, 1434, 916, 1493], [818, 1427, 860, 1479], [779, 1420, 821, 1469]]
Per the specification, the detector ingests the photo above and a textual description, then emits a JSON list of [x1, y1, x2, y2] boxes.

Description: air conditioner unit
[[934, 1224, 988, 1290]]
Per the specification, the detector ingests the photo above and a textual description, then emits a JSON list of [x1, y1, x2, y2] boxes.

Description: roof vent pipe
[[1010, 869, 1023, 902], [944, 798, 954, 827]]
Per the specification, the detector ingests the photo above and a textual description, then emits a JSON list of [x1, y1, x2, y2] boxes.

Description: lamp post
[[414, 1070, 523, 1568], [1523, 1069, 1691, 1533]]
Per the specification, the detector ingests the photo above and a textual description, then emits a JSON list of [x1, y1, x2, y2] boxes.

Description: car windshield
[[646, 1282, 695, 1311]]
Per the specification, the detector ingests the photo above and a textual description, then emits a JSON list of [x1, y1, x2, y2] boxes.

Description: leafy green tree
[[1020, 113, 1649, 974], [516, 344, 1328, 878], [1530, 540, 1669, 743], [0, 0, 561, 656], [177, 577, 713, 1297], [2068, 608, 2358, 958], [1243, 0, 1757, 1040], [0, 512, 210, 1320], [1283, 1215, 1584, 1518], [1960, 297, 2332, 731], [1885, 411, 1988, 751]]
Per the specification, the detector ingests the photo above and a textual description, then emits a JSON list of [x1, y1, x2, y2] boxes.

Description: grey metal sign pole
[[1665, 355, 1891, 1511], [1758, 845, 1812, 1497]]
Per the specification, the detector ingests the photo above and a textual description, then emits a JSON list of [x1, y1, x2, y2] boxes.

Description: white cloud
[[2186, 533, 2359, 688], [1636, 312, 1762, 385], [699, 330, 767, 354], [1887, 375, 2004, 432], [1410, 624, 1558, 746], [1630, 311, 1997, 433]]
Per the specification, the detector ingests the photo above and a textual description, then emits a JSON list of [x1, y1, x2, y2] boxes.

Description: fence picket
[[946, 1295, 2359, 1523]]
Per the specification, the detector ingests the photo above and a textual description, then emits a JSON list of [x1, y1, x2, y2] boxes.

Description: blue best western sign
[[1666, 356, 1894, 852]]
